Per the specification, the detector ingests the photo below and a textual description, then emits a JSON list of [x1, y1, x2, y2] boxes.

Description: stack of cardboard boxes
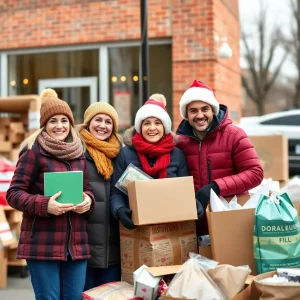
[[0, 95, 39, 288], [0, 206, 20, 289], [0, 95, 40, 161], [84, 176, 255, 299], [121, 176, 198, 284], [249, 135, 289, 186]]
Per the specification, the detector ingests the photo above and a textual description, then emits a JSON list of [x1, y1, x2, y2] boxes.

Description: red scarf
[[132, 132, 175, 179]]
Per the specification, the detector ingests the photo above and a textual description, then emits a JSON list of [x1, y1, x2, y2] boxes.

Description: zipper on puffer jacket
[[207, 160, 212, 184], [30, 217, 37, 238], [67, 212, 74, 260]]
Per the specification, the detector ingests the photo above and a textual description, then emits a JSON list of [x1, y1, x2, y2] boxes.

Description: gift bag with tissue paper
[[208, 265, 251, 299], [254, 193, 300, 274]]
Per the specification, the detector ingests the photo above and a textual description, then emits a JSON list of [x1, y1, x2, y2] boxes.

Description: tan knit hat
[[84, 102, 119, 133], [39, 88, 75, 128]]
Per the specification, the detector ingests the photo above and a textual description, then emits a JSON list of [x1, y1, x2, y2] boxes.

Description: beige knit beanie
[[39, 88, 75, 128], [84, 102, 119, 133]]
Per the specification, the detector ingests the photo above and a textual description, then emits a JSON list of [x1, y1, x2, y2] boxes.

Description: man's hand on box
[[117, 207, 136, 230], [196, 182, 220, 210]]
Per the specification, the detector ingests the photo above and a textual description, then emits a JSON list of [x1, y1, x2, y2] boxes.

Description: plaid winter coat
[[6, 143, 95, 261]]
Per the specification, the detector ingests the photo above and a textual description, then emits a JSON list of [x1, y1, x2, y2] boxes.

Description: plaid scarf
[[37, 131, 83, 160]]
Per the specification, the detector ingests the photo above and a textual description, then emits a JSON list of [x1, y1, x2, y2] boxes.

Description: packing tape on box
[[94, 283, 130, 300]]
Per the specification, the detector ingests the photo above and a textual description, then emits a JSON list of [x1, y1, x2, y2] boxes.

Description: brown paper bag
[[208, 265, 250, 299], [166, 256, 226, 300], [250, 271, 300, 300]]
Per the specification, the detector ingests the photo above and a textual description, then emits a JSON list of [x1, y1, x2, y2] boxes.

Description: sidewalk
[[0, 268, 33, 300]]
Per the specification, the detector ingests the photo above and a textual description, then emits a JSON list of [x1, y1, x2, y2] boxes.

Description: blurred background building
[[0, 0, 240, 130]]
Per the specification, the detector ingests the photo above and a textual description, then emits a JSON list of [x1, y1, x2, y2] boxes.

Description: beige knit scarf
[[80, 129, 120, 180], [37, 131, 83, 160]]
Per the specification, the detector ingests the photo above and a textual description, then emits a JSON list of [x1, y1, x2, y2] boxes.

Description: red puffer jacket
[[176, 105, 263, 235], [6, 143, 95, 261], [177, 105, 264, 197]]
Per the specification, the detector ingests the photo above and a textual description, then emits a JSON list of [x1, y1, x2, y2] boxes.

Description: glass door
[[38, 77, 97, 124]]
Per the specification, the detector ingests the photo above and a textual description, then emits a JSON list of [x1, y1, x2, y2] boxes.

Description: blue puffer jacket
[[110, 127, 190, 218]]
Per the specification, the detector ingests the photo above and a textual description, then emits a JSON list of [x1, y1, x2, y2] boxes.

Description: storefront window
[[8, 50, 98, 96], [6, 43, 172, 127], [109, 44, 172, 131]]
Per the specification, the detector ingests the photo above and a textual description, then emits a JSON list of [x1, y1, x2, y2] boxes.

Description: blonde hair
[[19, 126, 85, 153], [149, 94, 167, 106]]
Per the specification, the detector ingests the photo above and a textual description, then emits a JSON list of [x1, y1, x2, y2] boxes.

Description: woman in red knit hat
[[110, 94, 203, 230]]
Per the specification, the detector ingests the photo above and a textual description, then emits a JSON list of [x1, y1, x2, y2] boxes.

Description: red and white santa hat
[[134, 95, 172, 134], [179, 80, 219, 119]]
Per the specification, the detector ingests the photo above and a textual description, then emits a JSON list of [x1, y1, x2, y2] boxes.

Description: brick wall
[[0, 0, 171, 48], [172, 0, 241, 129], [0, 0, 240, 128]]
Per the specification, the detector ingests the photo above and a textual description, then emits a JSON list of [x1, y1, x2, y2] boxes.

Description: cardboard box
[[293, 202, 300, 220], [0, 95, 40, 113], [127, 176, 197, 225], [0, 128, 7, 141], [207, 195, 257, 274], [0, 141, 12, 153], [120, 221, 197, 284], [0, 117, 11, 128], [29, 99, 41, 111], [9, 148, 20, 162], [0, 206, 16, 247], [134, 265, 161, 300], [82, 281, 137, 300], [249, 135, 288, 181], [9, 122, 25, 133], [7, 247, 18, 262], [20, 112, 29, 127], [6, 209, 22, 224], [9, 122, 25, 144], [198, 245, 212, 259], [9, 222, 21, 241], [0, 257, 7, 289]]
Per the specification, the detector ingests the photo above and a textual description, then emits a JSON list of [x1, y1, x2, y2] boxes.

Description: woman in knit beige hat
[[78, 102, 122, 290], [6, 88, 95, 300]]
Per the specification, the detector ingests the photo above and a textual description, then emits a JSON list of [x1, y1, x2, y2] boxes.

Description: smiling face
[[45, 114, 70, 141], [141, 117, 164, 143], [187, 101, 214, 139], [89, 113, 113, 141]]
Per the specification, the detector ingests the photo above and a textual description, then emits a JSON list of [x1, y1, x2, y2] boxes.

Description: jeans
[[26, 258, 87, 300], [84, 264, 121, 291]]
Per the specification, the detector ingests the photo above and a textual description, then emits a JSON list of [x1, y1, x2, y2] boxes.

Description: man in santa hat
[[176, 79, 264, 235]]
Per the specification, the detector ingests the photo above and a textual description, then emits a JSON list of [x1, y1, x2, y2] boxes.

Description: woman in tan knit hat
[[6, 88, 95, 300], [78, 102, 122, 290]]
